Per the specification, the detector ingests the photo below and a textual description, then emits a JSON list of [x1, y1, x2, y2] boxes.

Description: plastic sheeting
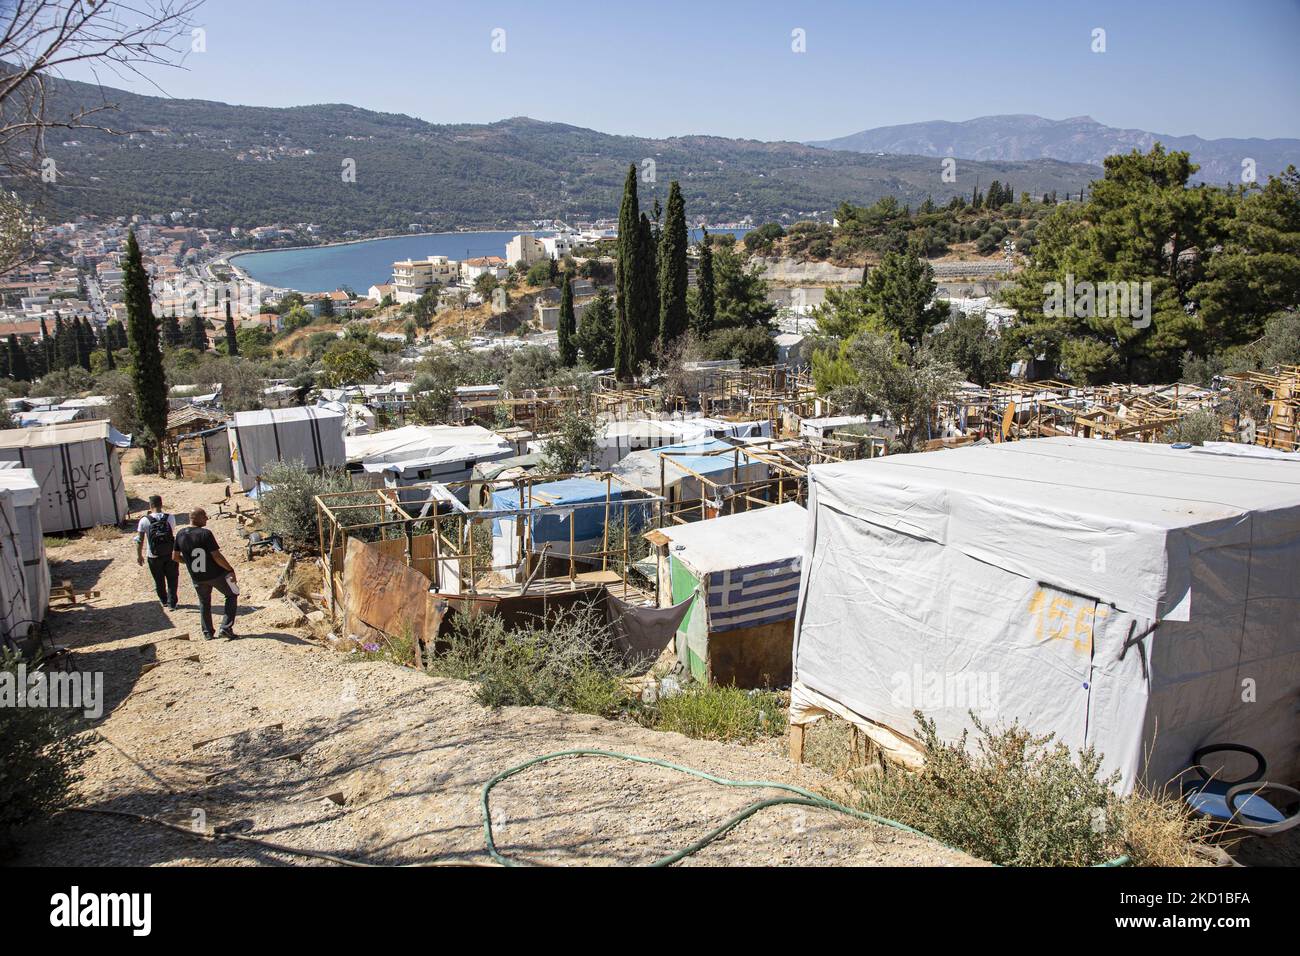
[[0, 465, 49, 633], [346, 424, 513, 481], [791, 437, 1300, 794], [228, 406, 346, 491], [0, 421, 128, 533]]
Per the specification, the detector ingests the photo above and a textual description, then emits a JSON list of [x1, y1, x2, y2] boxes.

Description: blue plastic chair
[[1182, 744, 1300, 836]]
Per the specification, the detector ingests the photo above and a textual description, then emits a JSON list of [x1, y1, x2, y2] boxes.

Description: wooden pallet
[[49, 579, 100, 606]]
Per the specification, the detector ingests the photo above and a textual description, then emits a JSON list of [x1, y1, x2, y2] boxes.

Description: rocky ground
[[12, 465, 978, 867]]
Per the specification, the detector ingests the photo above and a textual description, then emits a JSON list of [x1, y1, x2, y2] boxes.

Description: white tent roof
[[0, 465, 41, 507], [0, 419, 130, 448], [345, 424, 512, 472], [655, 502, 806, 575], [233, 405, 345, 429], [810, 437, 1300, 623]]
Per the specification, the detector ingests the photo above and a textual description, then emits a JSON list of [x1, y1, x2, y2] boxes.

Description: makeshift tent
[[611, 437, 769, 511], [489, 477, 651, 578], [18, 408, 83, 428], [594, 418, 769, 468], [345, 424, 514, 503], [0, 464, 47, 640], [0, 421, 129, 533], [650, 502, 806, 687], [790, 437, 1300, 794], [228, 405, 346, 491], [176, 426, 232, 480]]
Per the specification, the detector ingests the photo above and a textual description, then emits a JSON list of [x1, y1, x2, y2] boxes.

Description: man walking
[[135, 494, 179, 611], [173, 508, 239, 640]]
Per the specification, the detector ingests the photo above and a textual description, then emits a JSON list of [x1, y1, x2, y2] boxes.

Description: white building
[[391, 256, 459, 303], [506, 234, 546, 268]]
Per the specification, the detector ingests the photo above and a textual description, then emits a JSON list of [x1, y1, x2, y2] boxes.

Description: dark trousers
[[147, 556, 179, 607], [194, 576, 238, 638]]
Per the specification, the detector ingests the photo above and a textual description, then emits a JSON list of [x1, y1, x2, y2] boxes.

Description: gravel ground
[[12, 468, 979, 868]]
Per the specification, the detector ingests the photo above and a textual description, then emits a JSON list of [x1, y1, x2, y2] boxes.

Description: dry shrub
[[428, 604, 631, 716], [840, 713, 1210, 867], [86, 525, 120, 542]]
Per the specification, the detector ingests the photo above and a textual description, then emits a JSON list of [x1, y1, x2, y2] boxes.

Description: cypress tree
[[614, 164, 640, 380], [7, 334, 28, 381], [38, 316, 52, 374], [75, 317, 92, 371], [557, 271, 577, 366], [189, 306, 208, 352], [123, 231, 168, 473], [635, 212, 658, 359], [163, 309, 182, 348], [657, 181, 689, 346], [56, 313, 77, 370], [224, 300, 239, 356], [694, 229, 716, 335]]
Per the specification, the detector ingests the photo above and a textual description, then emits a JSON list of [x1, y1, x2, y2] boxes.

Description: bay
[[228, 228, 747, 294]]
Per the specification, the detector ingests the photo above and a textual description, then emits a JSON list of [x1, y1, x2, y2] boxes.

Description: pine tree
[[224, 300, 239, 356], [557, 271, 577, 366], [123, 231, 168, 473], [614, 163, 641, 380], [657, 180, 689, 346], [693, 229, 716, 335]]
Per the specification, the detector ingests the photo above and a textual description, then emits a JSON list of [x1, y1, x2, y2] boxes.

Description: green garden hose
[[480, 748, 1132, 867]]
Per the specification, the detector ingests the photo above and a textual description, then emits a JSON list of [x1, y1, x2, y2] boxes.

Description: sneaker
[[217, 629, 237, 640], [167, 603, 178, 611]]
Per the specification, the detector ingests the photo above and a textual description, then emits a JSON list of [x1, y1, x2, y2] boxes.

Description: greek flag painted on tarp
[[706, 558, 802, 633]]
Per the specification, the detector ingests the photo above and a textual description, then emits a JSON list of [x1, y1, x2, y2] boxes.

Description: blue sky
[[62, 0, 1300, 141]]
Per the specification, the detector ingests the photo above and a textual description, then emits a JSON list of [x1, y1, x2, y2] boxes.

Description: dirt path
[[12, 469, 978, 868]]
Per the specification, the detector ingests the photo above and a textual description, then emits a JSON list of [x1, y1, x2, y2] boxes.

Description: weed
[[645, 685, 786, 743]]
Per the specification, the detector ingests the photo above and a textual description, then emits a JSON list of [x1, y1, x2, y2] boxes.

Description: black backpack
[[146, 514, 175, 557]]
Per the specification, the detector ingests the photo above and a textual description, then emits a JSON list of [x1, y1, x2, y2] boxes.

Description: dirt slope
[[14, 469, 978, 867]]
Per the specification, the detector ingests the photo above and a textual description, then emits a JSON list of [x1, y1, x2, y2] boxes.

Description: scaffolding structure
[[315, 472, 664, 620], [1224, 366, 1299, 451]]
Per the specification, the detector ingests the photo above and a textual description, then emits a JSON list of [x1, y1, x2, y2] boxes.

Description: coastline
[[227, 227, 550, 264]]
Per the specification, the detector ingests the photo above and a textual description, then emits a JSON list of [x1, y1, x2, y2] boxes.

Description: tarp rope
[[481, 748, 1132, 868]]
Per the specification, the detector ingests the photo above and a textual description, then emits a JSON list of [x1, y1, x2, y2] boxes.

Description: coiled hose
[[481, 748, 1132, 867]]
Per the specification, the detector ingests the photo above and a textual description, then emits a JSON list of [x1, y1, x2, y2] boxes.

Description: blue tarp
[[490, 477, 648, 549]]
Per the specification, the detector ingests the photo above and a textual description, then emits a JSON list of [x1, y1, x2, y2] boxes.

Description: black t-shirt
[[174, 527, 225, 582]]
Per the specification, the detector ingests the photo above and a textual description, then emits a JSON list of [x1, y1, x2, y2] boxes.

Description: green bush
[[646, 685, 786, 743], [258, 460, 353, 549], [841, 713, 1209, 866], [428, 605, 631, 715], [0, 649, 89, 843], [1163, 408, 1224, 445]]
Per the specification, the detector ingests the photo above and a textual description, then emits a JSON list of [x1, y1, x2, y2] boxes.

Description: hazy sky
[[59, 0, 1300, 141]]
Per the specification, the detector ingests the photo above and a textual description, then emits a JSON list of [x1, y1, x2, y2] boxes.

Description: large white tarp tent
[[0, 421, 129, 533], [228, 405, 346, 491], [0, 463, 48, 635], [791, 437, 1300, 795]]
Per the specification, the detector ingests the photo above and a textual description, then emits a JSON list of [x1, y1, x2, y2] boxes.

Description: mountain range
[[20, 75, 1101, 237], [807, 114, 1300, 184]]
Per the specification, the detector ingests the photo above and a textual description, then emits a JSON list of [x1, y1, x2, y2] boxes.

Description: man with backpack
[[173, 507, 239, 641], [135, 494, 179, 611]]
